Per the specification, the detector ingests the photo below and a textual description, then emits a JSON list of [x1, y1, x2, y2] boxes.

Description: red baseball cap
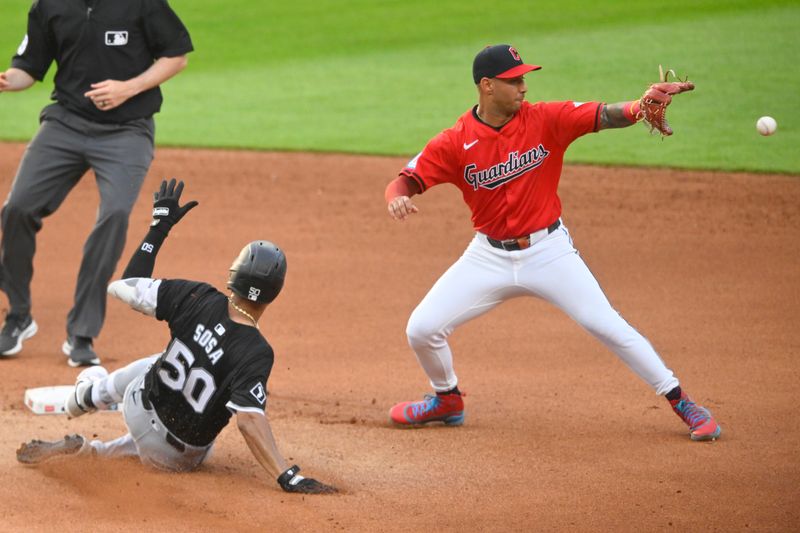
[[472, 44, 541, 84]]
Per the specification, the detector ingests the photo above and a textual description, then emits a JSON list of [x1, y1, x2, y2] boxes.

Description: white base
[[24, 386, 119, 415]]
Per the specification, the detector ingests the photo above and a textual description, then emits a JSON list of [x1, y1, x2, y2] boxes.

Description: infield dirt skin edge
[[1, 143, 798, 532]]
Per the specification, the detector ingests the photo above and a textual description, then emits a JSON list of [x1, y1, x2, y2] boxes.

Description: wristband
[[277, 464, 305, 489], [622, 99, 642, 123], [150, 206, 176, 235]]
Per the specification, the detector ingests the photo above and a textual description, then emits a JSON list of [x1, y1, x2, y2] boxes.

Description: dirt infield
[[0, 142, 798, 532]]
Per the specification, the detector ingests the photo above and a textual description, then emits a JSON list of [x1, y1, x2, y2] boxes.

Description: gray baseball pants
[[0, 103, 154, 338], [85, 355, 212, 472]]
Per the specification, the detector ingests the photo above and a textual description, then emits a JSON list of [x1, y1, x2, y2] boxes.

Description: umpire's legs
[[0, 117, 89, 316], [66, 118, 154, 338]]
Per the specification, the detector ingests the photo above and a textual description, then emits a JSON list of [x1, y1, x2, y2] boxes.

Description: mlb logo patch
[[248, 287, 261, 301], [105, 31, 128, 46], [214, 323, 226, 336], [250, 383, 267, 405]]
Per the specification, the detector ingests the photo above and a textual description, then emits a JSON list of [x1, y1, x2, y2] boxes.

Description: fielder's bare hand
[[387, 195, 419, 221]]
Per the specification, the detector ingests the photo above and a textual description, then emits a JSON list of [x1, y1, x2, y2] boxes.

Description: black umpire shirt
[[11, 0, 193, 124]]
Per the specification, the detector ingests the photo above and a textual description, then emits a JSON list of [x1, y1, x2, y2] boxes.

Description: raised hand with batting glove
[[150, 178, 199, 234], [121, 178, 198, 279]]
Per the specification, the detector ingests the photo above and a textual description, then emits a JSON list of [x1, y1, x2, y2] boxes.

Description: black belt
[[165, 433, 186, 453], [486, 219, 561, 251], [141, 389, 153, 409], [140, 390, 186, 453]]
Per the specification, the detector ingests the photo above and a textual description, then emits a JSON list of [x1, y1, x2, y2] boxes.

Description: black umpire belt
[[141, 391, 186, 453], [486, 219, 561, 251]]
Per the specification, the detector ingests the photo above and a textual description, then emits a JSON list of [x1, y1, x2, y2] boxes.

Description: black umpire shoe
[[0, 314, 38, 356], [62, 335, 100, 367]]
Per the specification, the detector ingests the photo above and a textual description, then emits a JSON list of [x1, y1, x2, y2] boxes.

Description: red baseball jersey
[[400, 100, 602, 240]]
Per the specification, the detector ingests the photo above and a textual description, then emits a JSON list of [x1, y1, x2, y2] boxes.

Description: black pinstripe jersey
[[143, 280, 273, 446]]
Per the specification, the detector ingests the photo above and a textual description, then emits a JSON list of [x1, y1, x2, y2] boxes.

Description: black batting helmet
[[228, 241, 287, 304]]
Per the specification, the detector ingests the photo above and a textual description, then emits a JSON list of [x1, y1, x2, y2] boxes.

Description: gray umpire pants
[[0, 103, 154, 338]]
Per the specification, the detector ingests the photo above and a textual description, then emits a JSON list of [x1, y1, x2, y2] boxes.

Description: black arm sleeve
[[121, 227, 169, 278]]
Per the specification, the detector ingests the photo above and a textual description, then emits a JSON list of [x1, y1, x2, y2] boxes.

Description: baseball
[[756, 116, 777, 136]]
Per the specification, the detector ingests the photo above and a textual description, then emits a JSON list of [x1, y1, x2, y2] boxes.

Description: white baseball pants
[[405, 221, 679, 396]]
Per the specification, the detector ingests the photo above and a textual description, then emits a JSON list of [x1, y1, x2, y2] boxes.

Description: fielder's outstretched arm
[[599, 79, 695, 133], [600, 102, 640, 130]]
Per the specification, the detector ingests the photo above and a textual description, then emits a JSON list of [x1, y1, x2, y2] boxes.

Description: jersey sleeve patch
[[228, 348, 273, 412], [17, 34, 28, 55], [405, 152, 422, 169], [249, 382, 267, 405]]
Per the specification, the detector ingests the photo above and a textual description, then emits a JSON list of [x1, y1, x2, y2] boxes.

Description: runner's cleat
[[16, 434, 86, 465]]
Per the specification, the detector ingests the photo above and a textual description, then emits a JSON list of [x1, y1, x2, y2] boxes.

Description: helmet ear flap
[[227, 241, 286, 304]]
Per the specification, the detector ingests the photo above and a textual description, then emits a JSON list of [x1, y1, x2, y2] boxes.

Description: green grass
[[1, 0, 798, 173]]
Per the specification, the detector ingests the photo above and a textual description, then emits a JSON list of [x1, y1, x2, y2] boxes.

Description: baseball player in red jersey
[[384, 44, 721, 441]]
